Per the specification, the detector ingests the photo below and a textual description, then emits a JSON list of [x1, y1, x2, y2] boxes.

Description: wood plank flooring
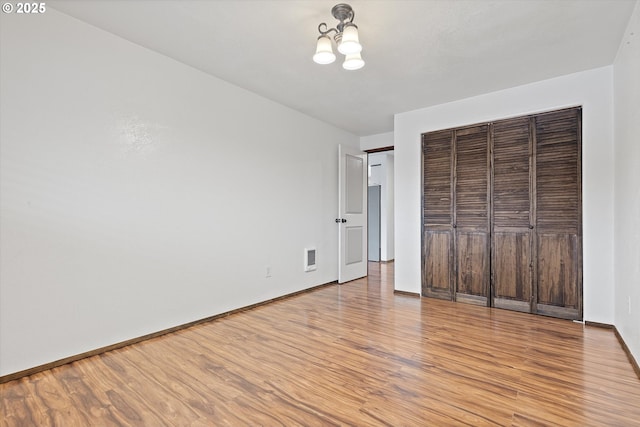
[[2, 262, 639, 426]]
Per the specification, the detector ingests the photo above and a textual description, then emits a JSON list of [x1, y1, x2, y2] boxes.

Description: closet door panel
[[492, 118, 531, 227], [536, 234, 580, 319], [455, 126, 490, 229], [454, 125, 490, 304], [422, 130, 454, 299], [455, 232, 489, 305], [491, 117, 533, 312], [493, 232, 531, 312], [535, 109, 580, 234], [424, 232, 452, 296]]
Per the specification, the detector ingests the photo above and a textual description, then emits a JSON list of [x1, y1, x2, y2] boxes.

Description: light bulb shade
[[337, 24, 362, 55], [313, 35, 336, 64], [342, 52, 365, 70]]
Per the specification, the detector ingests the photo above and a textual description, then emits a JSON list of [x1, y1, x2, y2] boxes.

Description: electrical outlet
[[266, 266, 272, 278]]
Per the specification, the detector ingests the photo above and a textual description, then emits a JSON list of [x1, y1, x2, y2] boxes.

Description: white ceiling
[[49, 0, 636, 136]]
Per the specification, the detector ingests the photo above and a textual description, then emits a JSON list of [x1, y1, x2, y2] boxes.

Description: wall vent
[[305, 248, 317, 272]]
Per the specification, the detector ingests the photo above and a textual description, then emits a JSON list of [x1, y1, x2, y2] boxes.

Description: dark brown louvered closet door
[[422, 130, 454, 300], [534, 108, 582, 319], [454, 125, 490, 305], [491, 117, 533, 313], [421, 107, 582, 320]]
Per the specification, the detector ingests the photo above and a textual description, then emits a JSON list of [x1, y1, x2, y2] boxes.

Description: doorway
[[367, 151, 394, 264]]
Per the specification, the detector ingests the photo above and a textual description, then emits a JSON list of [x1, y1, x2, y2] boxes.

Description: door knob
[[335, 218, 341, 223], [529, 225, 534, 229], [342, 218, 347, 223]]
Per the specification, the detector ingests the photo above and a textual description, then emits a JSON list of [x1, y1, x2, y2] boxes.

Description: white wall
[[613, 1, 640, 363], [394, 67, 615, 325], [361, 132, 393, 151], [0, 9, 359, 376]]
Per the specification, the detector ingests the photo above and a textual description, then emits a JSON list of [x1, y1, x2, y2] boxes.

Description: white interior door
[[338, 144, 368, 283]]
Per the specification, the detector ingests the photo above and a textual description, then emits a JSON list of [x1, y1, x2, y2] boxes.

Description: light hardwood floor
[[2, 262, 639, 426]]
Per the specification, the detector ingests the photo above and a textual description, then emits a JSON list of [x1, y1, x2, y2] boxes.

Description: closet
[[421, 107, 582, 320]]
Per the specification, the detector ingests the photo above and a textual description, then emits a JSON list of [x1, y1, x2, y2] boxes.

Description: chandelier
[[313, 3, 364, 70]]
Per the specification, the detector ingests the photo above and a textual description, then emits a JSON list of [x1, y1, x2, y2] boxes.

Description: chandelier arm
[[318, 22, 339, 36]]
